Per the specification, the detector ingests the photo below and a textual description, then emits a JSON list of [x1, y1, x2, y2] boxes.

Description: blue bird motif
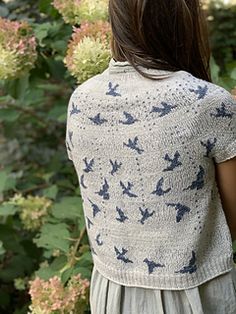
[[163, 151, 182, 171], [91, 246, 97, 255], [86, 216, 94, 229], [175, 251, 197, 274], [123, 136, 144, 154], [166, 202, 191, 222], [89, 113, 108, 125], [83, 157, 95, 173], [70, 102, 81, 117], [189, 85, 208, 100], [66, 141, 72, 154], [88, 198, 102, 217], [95, 178, 110, 200], [119, 111, 139, 125], [114, 246, 133, 263], [138, 207, 155, 225], [116, 206, 129, 223], [183, 165, 205, 191], [143, 258, 165, 274], [151, 177, 171, 196], [150, 102, 177, 117], [80, 174, 87, 189], [95, 233, 104, 246], [210, 102, 234, 118], [110, 159, 122, 175], [120, 181, 138, 198], [106, 82, 121, 97], [200, 138, 217, 157], [68, 131, 74, 148]]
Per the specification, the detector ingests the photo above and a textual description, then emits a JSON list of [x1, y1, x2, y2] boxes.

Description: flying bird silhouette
[[88, 198, 101, 217], [106, 82, 121, 97], [210, 102, 233, 118], [95, 233, 104, 246], [166, 202, 191, 222], [175, 251, 197, 274], [116, 206, 129, 223], [89, 113, 108, 125], [80, 174, 87, 189], [189, 85, 208, 100], [183, 165, 205, 191], [138, 207, 155, 224], [200, 138, 217, 157], [150, 102, 177, 117], [70, 102, 81, 116], [95, 178, 110, 200], [151, 177, 171, 196], [143, 258, 165, 274], [110, 159, 122, 175], [114, 246, 133, 263], [163, 151, 182, 171], [83, 157, 95, 173], [86, 216, 93, 229], [119, 111, 139, 125], [68, 131, 74, 147], [120, 181, 138, 198], [123, 136, 144, 154]]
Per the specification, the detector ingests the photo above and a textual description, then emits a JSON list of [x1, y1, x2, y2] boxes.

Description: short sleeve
[[207, 89, 236, 163]]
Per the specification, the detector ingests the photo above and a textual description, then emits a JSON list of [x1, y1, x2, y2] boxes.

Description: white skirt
[[89, 265, 236, 314]]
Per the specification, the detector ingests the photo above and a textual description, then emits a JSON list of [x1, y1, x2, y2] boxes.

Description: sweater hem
[[92, 255, 234, 290]]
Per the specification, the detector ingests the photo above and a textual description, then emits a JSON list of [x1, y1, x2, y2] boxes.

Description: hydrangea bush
[[29, 274, 90, 314], [64, 21, 111, 83], [52, 0, 108, 25], [5, 193, 52, 231], [0, 18, 37, 80]]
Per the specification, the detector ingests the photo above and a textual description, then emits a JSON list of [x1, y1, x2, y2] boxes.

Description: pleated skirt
[[89, 265, 236, 314]]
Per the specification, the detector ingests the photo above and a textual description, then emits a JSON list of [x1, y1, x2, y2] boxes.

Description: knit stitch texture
[[65, 58, 236, 289]]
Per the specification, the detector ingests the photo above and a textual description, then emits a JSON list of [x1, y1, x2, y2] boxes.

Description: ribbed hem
[[92, 254, 234, 290]]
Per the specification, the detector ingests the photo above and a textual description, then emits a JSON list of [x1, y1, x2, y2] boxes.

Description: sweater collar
[[108, 57, 177, 76]]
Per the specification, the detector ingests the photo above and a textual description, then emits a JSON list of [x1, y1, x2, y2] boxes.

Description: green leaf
[[0, 170, 8, 192], [230, 67, 236, 80], [42, 185, 58, 200], [33, 223, 71, 253], [0, 109, 21, 122], [50, 255, 68, 271], [0, 254, 34, 282], [0, 240, 6, 256], [5, 75, 29, 100], [4, 176, 16, 191], [34, 23, 51, 46], [76, 251, 93, 267], [0, 203, 18, 216], [72, 266, 92, 280], [51, 196, 84, 220], [61, 267, 73, 284], [35, 266, 59, 280]]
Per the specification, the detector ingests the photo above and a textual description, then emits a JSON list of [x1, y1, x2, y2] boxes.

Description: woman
[[66, 0, 236, 313]]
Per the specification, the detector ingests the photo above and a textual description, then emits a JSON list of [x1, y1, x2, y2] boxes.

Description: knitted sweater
[[65, 58, 236, 290]]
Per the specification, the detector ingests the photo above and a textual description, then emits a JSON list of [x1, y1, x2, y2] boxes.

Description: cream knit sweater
[[65, 58, 236, 289]]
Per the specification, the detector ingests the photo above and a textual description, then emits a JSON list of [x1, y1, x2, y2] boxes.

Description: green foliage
[[0, 0, 235, 313], [208, 0, 236, 90], [0, 1, 91, 313]]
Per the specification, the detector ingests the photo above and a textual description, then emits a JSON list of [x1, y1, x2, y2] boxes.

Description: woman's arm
[[215, 157, 236, 241]]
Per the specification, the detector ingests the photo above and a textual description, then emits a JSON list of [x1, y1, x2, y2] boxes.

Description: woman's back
[[65, 58, 236, 290]]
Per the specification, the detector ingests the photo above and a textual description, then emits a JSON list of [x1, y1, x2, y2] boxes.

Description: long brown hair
[[108, 0, 212, 82]]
